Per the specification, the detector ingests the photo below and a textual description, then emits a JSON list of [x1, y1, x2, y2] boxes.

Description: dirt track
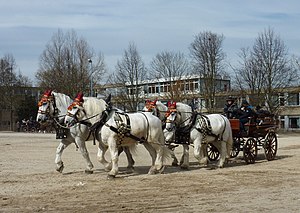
[[0, 131, 300, 212]]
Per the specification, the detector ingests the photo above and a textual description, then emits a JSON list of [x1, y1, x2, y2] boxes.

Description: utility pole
[[88, 59, 93, 97]]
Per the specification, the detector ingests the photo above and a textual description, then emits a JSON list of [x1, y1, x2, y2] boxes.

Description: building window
[[194, 82, 199, 90], [288, 93, 299, 106], [185, 83, 190, 91], [224, 84, 227, 91], [289, 117, 300, 128], [155, 86, 159, 94]]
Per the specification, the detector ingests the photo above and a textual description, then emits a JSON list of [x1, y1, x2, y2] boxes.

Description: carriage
[[207, 115, 278, 164]]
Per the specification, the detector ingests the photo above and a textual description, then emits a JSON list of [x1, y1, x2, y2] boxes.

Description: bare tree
[[234, 27, 298, 113], [189, 31, 226, 112], [36, 29, 106, 97], [0, 54, 33, 130], [114, 42, 147, 111], [150, 51, 189, 101], [233, 47, 266, 101], [0, 54, 32, 105]]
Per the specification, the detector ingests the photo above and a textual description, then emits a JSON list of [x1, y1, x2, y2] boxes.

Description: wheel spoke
[[264, 132, 277, 161], [243, 138, 257, 164]]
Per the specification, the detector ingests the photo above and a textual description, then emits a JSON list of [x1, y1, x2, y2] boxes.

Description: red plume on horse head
[[43, 89, 52, 97], [167, 100, 176, 109], [74, 92, 84, 103]]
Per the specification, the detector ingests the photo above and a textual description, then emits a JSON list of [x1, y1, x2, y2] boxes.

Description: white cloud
[[0, 0, 300, 84]]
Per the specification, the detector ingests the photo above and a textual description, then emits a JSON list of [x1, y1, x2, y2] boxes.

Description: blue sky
[[0, 0, 299, 84]]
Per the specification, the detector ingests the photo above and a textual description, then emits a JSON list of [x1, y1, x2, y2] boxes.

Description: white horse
[[64, 95, 170, 178], [162, 101, 193, 169], [36, 90, 134, 173], [144, 100, 191, 167], [164, 102, 233, 168]]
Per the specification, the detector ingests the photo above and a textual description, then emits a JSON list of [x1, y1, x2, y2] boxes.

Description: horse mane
[[156, 101, 168, 112], [175, 102, 193, 126], [82, 97, 107, 119], [52, 92, 73, 116]]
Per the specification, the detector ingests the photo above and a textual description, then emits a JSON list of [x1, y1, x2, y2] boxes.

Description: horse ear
[[153, 99, 157, 105], [105, 94, 112, 105], [167, 101, 170, 107]]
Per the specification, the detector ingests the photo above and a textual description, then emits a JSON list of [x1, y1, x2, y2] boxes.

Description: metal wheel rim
[[230, 137, 240, 158], [207, 143, 220, 161], [243, 138, 257, 164], [264, 131, 278, 161]]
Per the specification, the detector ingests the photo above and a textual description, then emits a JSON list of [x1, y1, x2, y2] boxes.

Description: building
[[96, 74, 231, 111]]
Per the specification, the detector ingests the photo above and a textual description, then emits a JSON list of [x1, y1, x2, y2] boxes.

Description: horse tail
[[158, 129, 172, 164], [224, 116, 233, 158]]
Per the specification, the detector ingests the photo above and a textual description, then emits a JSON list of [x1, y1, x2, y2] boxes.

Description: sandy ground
[[0, 131, 300, 213]]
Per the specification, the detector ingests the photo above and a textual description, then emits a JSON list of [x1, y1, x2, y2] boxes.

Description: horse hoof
[[180, 165, 189, 170], [148, 169, 156, 175], [156, 166, 165, 174], [126, 167, 135, 174], [85, 170, 93, 174], [172, 162, 178, 167], [107, 175, 115, 180], [56, 164, 64, 173]]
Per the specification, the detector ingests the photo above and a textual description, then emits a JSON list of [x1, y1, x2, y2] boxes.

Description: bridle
[[165, 108, 178, 132], [65, 100, 88, 127], [37, 94, 58, 119], [144, 101, 160, 117]]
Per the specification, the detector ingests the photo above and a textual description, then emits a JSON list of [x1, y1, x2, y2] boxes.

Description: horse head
[[163, 101, 181, 142], [64, 92, 86, 127], [143, 99, 159, 115], [36, 89, 56, 122]]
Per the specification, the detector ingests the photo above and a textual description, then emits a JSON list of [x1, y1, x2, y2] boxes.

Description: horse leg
[[168, 145, 179, 166], [180, 144, 189, 169], [122, 146, 135, 172], [97, 140, 112, 171], [217, 141, 227, 168], [150, 133, 167, 175], [143, 141, 157, 174], [193, 139, 208, 166], [107, 138, 119, 179], [55, 140, 71, 173], [75, 137, 94, 174]]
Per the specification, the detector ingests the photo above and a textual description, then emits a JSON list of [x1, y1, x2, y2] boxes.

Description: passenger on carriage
[[256, 105, 271, 118], [223, 96, 238, 119], [237, 100, 254, 132], [255, 105, 272, 125]]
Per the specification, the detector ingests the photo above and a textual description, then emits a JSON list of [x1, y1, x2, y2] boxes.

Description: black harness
[[83, 107, 149, 145], [195, 113, 227, 144]]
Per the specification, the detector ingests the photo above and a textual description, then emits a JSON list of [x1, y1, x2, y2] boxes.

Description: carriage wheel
[[243, 137, 257, 164], [230, 137, 240, 158], [206, 143, 220, 161], [264, 131, 277, 161]]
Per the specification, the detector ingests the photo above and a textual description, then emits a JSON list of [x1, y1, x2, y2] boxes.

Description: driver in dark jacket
[[238, 100, 254, 131], [223, 97, 238, 119]]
